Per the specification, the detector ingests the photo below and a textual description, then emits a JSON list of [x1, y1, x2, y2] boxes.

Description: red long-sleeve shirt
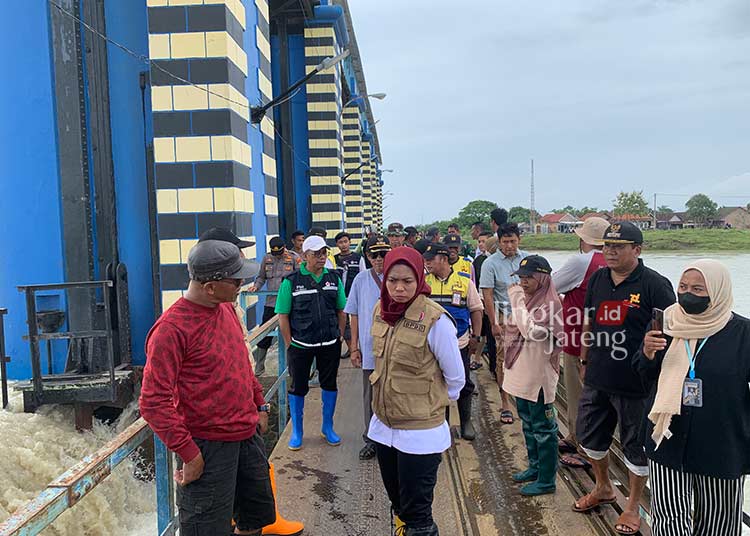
[[140, 298, 265, 463]]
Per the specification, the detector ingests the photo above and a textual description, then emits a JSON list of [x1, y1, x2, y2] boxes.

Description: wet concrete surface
[[450, 368, 598, 535], [270, 361, 597, 535]]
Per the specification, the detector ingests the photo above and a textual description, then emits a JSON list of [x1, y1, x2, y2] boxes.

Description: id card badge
[[682, 378, 703, 408], [452, 292, 462, 306]]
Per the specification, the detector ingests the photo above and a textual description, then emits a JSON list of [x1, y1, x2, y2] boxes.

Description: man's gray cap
[[187, 240, 260, 282]]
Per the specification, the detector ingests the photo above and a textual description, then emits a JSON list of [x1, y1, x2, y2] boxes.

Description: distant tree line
[[417, 192, 745, 234]]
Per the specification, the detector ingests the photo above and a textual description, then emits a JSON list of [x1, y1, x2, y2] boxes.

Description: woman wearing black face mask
[[634, 260, 750, 536]]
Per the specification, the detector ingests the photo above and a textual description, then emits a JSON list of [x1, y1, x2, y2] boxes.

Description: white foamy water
[[0, 387, 156, 535]]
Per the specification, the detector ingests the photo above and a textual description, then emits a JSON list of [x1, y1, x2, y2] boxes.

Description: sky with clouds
[[348, 0, 750, 225]]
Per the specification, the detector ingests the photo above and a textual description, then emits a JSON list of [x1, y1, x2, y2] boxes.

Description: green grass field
[[519, 229, 750, 251]]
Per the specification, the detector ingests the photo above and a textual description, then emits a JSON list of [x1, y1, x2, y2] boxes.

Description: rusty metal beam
[[0, 418, 151, 536]]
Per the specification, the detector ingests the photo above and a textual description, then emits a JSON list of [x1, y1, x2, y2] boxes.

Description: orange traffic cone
[[262, 462, 304, 536]]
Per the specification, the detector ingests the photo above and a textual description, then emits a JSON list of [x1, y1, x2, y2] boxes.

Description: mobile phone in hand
[[652, 308, 664, 332]]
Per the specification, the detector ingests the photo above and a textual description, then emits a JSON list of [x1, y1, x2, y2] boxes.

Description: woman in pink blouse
[[503, 255, 564, 496]]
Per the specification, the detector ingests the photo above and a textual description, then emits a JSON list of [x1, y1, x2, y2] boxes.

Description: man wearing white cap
[[275, 235, 347, 451], [552, 217, 609, 469]]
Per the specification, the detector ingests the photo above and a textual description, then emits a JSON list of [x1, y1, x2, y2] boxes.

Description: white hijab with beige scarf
[[648, 259, 734, 449]]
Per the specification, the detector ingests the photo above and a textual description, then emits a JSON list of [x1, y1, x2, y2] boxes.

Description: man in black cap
[[249, 236, 301, 375], [572, 221, 674, 535], [334, 231, 363, 358], [198, 227, 256, 249], [386, 222, 406, 248], [443, 234, 474, 278], [141, 241, 277, 535], [413, 238, 431, 255], [425, 226, 441, 243], [403, 226, 419, 248]]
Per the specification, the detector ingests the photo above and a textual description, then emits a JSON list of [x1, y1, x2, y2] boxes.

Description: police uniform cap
[[443, 234, 462, 247], [422, 243, 450, 260], [512, 255, 552, 277], [603, 221, 643, 245]]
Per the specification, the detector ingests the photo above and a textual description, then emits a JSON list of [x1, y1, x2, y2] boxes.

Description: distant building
[[537, 213, 577, 234], [656, 213, 684, 230], [580, 212, 611, 222], [710, 207, 750, 229], [614, 214, 652, 230]]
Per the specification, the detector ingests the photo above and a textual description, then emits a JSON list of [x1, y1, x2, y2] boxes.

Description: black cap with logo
[[422, 243, 450, 260], [512, 255, 552, 277], [414, 238, 431, 254], [269, 236, 285, 254], [198, 227, 255, 248], [603, 221, 644, 245], [442, 234, 462, 247], [366, 234, 391, 254]]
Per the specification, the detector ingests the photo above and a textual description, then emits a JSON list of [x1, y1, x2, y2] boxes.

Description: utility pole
[[653, 193, 657, 230], [530, 159, 536, 234]]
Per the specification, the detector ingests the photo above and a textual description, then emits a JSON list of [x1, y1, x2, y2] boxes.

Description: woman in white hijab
[[635, 259, 750, 536]]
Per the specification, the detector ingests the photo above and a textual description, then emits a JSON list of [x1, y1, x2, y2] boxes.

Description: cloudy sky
[[348, 0, 750, 225]]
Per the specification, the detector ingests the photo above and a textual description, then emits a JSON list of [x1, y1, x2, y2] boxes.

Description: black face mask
[[678, 292, 710, 315]]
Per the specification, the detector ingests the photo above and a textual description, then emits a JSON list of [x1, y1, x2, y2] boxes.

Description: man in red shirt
[[140, 240, 274, 535], [551, 217, 609, 469]]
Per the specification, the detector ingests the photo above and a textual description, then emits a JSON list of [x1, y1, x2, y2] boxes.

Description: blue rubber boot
[[288, 394, 304, 451], [320, 389, 342, 446]]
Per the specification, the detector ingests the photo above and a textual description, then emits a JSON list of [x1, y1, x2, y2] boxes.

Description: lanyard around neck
[[683, 338, 709, 380]]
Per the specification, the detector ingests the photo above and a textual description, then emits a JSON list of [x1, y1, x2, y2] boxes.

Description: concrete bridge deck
[[269, 361, 602, 536]]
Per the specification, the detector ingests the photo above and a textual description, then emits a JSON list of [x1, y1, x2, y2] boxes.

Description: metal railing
[[17, 281, 117, 408], [0, 302, 287, 536]]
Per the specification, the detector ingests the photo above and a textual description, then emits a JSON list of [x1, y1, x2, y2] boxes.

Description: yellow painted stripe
[[304, 27, 335, 38], [264, 194, 279, 216], [262, 154, 277, 178], [258, 69, 272, 100], [256, 27, 272, 63]]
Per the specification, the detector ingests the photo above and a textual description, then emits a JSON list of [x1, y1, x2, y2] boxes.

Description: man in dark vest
[[275, 235, 347, 451], [334, 231, 362, 359]]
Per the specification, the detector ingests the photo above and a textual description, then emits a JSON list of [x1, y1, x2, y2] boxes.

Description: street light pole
[[343, 93, 386, 109], [250, 50, 350, 123]]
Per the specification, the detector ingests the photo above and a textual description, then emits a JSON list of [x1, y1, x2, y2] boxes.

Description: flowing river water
[[0, 251, 747, 535]]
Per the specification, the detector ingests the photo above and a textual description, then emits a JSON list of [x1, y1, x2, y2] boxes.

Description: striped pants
[[649, 460, 746, 536]]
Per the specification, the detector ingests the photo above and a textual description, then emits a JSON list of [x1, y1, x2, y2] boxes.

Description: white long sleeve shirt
[[367, 314, 465, 454]]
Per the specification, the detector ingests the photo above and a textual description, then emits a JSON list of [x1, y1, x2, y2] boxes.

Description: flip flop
[[560, 454, 591, 469], [572, 492, 617, 513], [614, 511, 641, 535], [558, 438, 577, 454], [500, 409, 514, 425]]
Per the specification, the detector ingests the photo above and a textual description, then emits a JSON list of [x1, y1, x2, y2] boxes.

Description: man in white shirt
[[345, 235, 391, 460]]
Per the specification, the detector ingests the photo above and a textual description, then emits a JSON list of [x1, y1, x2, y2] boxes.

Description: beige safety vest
[[370, 295, 450, 430]]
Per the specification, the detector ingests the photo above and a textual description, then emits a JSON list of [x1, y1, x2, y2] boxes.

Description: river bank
[[519, 228, 750, 251]]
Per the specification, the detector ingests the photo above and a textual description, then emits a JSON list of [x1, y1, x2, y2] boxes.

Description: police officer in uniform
[[275, 235, 347, 451], [250, 236, 301, 375], [424, 243, 483, 440]]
